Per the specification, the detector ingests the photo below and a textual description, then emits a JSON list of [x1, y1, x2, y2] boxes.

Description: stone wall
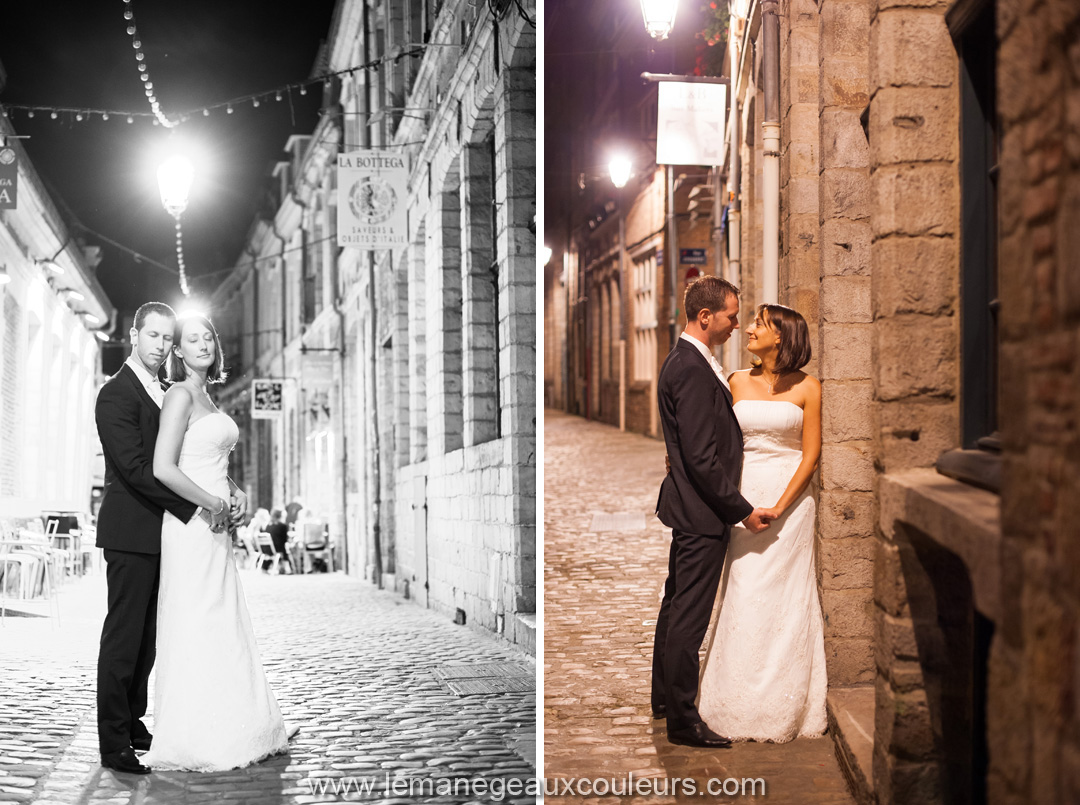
[[990, 2, 1080, 802], [816, 0, 877, 688], [869, 0, 963, 796]]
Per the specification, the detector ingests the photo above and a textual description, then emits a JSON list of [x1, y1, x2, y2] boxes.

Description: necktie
[[708, 355, 731, 390], [148, 380, 165, 408]]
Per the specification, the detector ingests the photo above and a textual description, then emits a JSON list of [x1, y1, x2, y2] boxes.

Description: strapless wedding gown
[[143, 412, 288, 771], [697, 399, 828, 742]]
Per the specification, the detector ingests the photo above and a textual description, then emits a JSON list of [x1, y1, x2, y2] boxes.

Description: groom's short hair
[[133, 301, 176, 332], [684, 276, 739, 322]]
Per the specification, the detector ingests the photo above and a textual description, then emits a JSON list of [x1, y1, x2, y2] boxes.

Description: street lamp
[[157, 152, 194, 296], [609, 155, 632, 189], [157, 154, 193, 218], [641, 0, 678, 40]]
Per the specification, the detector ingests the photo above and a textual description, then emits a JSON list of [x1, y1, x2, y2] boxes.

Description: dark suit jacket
[[95, 364, 198, 554], [656, 338, 754, 534]]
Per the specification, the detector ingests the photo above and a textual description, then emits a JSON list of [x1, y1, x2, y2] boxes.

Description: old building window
[[633, 252, 658, 382], [940, 0, 1000, 491]]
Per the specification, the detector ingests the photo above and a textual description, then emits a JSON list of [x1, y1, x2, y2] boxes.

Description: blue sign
[[680, 248, 706, 265]]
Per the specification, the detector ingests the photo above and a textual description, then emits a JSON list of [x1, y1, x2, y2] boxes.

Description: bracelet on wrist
[[214, 498, 226, 515]]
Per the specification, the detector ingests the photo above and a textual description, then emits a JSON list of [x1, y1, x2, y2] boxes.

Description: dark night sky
[[0, 0, 336, 317]]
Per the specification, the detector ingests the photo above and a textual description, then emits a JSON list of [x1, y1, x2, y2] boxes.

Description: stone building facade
[[0, 111, 115, 519], [545, 0, 1075, 799], [544, 1, 721, 438], [212, 0, 536, 653]]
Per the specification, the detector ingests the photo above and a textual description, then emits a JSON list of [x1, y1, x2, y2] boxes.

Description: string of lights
[[0, 49, 427, 128], [174, 219, 190, 295], [122, 0, 174, 127]]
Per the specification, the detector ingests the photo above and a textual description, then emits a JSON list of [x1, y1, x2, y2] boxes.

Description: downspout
[[727, 23, 742, 286], [270, 220, 289, 509], [726, 90, 743, 373], [245, 243, 262, 505], [362, 0, 382, 588], [322, 187, 349, 579], [667, 164, 678, 350], [761, 0, 781, 304], [617, 213, 626, 432]]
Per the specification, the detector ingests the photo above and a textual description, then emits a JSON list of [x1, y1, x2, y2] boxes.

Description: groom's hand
[[229, 489, 249, 528], [742, 508, 775, 533]]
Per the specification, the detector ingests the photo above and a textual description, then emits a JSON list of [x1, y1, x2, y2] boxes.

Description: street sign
[[251, 379, 283, 419], [0, 148, 17, 209], [656, 81, 727, 166], [680, 248, 707, 265], [337, 150, 408, 250]]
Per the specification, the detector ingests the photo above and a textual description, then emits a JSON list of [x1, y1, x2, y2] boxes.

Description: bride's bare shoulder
[[791, 371, 820, 400], [727, 368, 753, 386]]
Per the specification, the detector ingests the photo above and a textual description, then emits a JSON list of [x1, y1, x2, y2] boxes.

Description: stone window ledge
[[879, 468, 1003, 624]]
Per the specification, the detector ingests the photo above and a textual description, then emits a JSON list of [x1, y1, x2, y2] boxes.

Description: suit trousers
[[651, 529, 729, 732], [97, 549, 159, 754]]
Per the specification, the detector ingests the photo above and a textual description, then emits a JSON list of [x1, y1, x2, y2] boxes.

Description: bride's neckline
[[733, 399, 803, 411]]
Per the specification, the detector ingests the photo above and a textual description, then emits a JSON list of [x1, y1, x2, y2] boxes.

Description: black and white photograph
[[0, 1, 536, 802]]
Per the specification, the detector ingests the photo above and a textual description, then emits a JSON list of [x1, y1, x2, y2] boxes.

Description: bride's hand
[[209, 498, 230, 532]]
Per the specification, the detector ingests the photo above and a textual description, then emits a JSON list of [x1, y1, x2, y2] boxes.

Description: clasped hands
[[663, 454, 778, 534], [200, 489, 249, 533]]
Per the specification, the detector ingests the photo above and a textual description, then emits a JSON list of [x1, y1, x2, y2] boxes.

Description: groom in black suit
[[652, 276, 773, 747], [95, 302, 231, 774]]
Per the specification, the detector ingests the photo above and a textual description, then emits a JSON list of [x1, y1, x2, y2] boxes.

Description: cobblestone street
[[543, 410, 854, 804], [0, 570, 535, 804]]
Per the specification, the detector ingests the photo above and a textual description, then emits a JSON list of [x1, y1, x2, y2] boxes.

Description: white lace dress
[[142, 412, 289, 771], [697, 399, 828, 742]]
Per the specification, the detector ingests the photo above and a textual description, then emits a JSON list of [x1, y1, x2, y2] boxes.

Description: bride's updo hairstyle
[[167, 312, 228, 385], [759, 303, 812, 375]]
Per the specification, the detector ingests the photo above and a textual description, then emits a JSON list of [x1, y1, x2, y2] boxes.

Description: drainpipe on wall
[[761, 0, 781, 305], [270, 221, 289, 509], [667, 164, 679, 349], [618, 213, 627, 432], [360, 0, 383, 589], [725, 95, 743, 372], [327, 211, 348, 578]]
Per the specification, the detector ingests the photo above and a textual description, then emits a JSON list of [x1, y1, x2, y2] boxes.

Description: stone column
[[408, 222, 428, 463], [460, 142, 499, 446], [817, 0, 876, 689], [869, 0, 961, 800], [425, 157, 464, 457]]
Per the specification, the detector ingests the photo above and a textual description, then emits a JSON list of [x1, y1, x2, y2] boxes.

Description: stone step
[[828, 684, 875, 805]]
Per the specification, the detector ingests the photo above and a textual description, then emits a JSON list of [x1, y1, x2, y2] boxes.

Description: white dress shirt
[[679, 332, 731, 390], [125, 356, 165, 408]]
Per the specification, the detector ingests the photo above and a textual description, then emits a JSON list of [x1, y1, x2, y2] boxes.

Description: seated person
[[266, 509, 293, 571]]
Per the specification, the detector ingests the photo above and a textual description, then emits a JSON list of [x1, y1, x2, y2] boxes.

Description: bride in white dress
[[145, 312, 289, 771], [697, 303, 828, 743]]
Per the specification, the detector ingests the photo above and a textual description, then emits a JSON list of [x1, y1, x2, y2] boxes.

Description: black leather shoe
[[668, 722, 733, 748], [651, 705, 667, 720], [101, 748, 151, 774], [131, 735, 152, 752]]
